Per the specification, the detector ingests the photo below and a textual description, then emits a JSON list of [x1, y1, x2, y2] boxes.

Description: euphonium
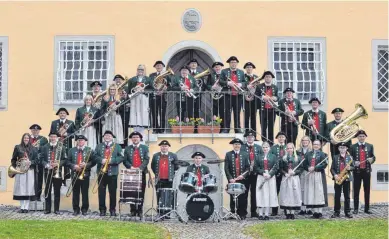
[[211, 79, 223, 100], [58, 122, 73, 137], [92, 91, 107, 108], [245, 77, 264, 101], [330, 103, 368, 144], [80, 112, 95, 129], [336, 153, 353, 185], [227, 78, 245, 93], [194, 68, 211, 90], [116, 76, 130, 93], [153, 67, 174, 91]]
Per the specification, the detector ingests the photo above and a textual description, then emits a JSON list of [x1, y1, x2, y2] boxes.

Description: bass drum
[[185, 193, 214, 221]]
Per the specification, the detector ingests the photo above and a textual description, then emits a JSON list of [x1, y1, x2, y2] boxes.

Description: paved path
[[0, 204, 387, 239]]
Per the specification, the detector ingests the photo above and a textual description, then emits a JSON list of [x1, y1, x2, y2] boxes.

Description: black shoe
[[258, 216, 264, 220], [298, 210, 306, 215], [311, 213, 318, 219], [331, 212, 340, 218], [73, 211, 80, 216], [307, 210, 313, 215], [235, 129, 243, 134], [82, 211, 87, 216], [130, 211, 136, 217], [318, 213, 323, 218], [271, 212, 277, 216], [345, 213, 353, 218], [251, 212, 259, 218], [291, 214, 295, 220], [18, 209, 24, 213], [44, 211, 51, 214], [110, 211, 117, 217], [54, 211, 60, 215], [240, 215, 246, 220], [24, 210, 29, 213], [353, 210, 358, 214], [264, 216, 270, 220], [286, 214, 290, 219], [100, 211, 106, 217], [364, 210, 372, 214]]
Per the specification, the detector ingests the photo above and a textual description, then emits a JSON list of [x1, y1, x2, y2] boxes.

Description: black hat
[[129, 131, 143, 139], [226, 56, 239, 63], [283, 88, 295, 93], [158, 140, 171, 147], [188, 59, 198, 64], [113, 74, 125, 81], [75, 135, 88, 141], [337, 142, 349, 148], [331, 108, 344, 114], [56, 108, 69, 115], [103, 130, 116, 138], [153, 61, 165, 67], [29, 124, 42, 130], [355, 130, 368, 137], [90, 81, 103, 88], [212, 62, 224, 68], [192, 152, 206, 158], [244, 130, 256, 137], [48, 131, 60, 137], [275, 131, 287, 139], [180, 66, 190, 71], [243, 62, 256, 69], [309, 97, 321, 105], [229, 138, 244, 145], [261, 71, 275, 79]]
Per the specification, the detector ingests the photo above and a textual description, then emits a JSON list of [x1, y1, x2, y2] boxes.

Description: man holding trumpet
[[301, 97, 327, 144], [66, 135, 97, 216]]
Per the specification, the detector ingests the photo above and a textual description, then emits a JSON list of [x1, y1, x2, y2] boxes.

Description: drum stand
[[154, 193, 186, 223], [213, 165, 232, 222], [143, 185, 158, 222], [222, 193, 241, 221]]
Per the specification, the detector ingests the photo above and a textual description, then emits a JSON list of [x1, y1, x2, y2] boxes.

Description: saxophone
[[335, 154, 353, 185]]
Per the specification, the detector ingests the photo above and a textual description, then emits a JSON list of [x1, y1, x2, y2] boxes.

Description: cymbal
[[176, 160, 190, 167], [207, 160, 225, 164]]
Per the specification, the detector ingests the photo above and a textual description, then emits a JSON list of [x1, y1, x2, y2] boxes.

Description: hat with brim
[[283, 88, 295, 93], [103, 130, 116, 138], [48, 131, 60, 137], [129, 131, 143, 139], [76, 135, 88, 141], [56, 108, 69, 115], [309, 97, 321, 105], [355, 130, 367, 137], [188, 59, 198, 65], [261, 71, 275, 79], [243, 62, 256, 69], [229, 138, 244, 145], [244, 130, 256, 138], [153, 61, 165, 67], [90, 81, 103, 88], [337, 142, 349, 148], [29, 124, 42, 130], [331, 108, 344, 114], [212, 62, 224, 68], [180, 66, 190, 71], [192, 152, 206, 158], [275, 131, 287, 139], [158, 140, 171, 147], [113, 74, 125, 81], [226, 56, 239, 63]]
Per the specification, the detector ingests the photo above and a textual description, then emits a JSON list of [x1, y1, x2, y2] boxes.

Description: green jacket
[[330, 154, 354, 181], [186, 164, 210, 177], [325, 120, 352, 155], [50, 119, 76, 150], [151, 152, 179, 182], [11, 145, 38, 170], [219, 68, 247, 92], [303, 150, 328, 172], [224, 150, 250, 181], [123, 144, 149, 172], [279, 155, 303, 176], [206, 72, 221, 91], [127, 76, 152, 94], [171, 75, 199, 101], [149, 72, 174, 91], [296, 147, 311, 166], [95, 142, 123, 176], [301, 110, 327, 141], [66, 146, 98, 177], [39, 143, 67, 177], [254, 153, 278, 177], [75, 106, 100, 130], [350, 142, 376, 173], [256, 83, 279, 111], [277, 98, 304, 124]]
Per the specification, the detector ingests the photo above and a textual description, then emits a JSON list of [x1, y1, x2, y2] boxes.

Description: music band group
[[8, 55, 376, 222]]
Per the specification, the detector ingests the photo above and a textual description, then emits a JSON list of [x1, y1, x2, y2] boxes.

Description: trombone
[[227, 78, 245, 93], [66, 149, 92, 197], [45, 141, 64, 199], [92, 143, 116, 194], [307, 114, 319, 135]]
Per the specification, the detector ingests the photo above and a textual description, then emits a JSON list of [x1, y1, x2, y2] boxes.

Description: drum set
[[118, 159, 248, 223]]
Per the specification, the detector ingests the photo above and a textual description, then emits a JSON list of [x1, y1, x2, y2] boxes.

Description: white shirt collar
[[358, 142, 365, 146], [50, 143, 57, 147], [105, 141, 112, 146], [195, 164, 202, 167], [264, 82, 272, 86], [234, 150, 240, 154], [161, 152, 168, 155], [78, 146, 85, 151], [312, 109, 319, 113]]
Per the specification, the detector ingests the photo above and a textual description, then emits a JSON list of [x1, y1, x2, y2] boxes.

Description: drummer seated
[[186, 152, 210, 193]]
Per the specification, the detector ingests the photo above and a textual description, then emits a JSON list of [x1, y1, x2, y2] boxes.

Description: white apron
[[279, 175, 302, 209], [129, 94, 149, 127], [103, 111, 124, 144], [256, 175, 278, 208], [13, 169, 35, 200], [304, 171, 325, 207], [80, 126, 97, 150]]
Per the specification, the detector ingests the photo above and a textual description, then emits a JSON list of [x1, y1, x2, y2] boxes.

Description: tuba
[[8, 151, 30, 178], [153, 67, 174, 91], [245, 77, 264, 101], [211, 79, 223, 100], [80, 112, 95, 129], [194, 68, 211, 90], [330, 103, 368, 144]]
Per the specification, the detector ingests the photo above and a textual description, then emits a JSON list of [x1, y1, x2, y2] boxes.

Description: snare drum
[[179, 172, 198, 194], [119, 169, 143, 203], [202, 174, 217, 194], [158, 188, 177, 211], [186, 193, 214, 221], [226, 183, 246, 195]]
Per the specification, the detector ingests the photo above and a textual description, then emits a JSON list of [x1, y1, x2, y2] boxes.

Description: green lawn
[[0, 220, 169, 239], [244, 219, 388, 239]]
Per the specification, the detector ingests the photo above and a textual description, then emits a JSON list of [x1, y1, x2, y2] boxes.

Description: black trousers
[[130, 172, 146, 213], [247, 174, 257, 213], [334, 180, 351, 213], [98, 174, 117, 212], [119, 108, 130, 147], [272, 174, 283, 214], [72, 176, 90, 213], [224, 95, 242, 131], [281, 122, 298, 146], [176, 97, 195, 121], [150, 95, 167, 132], [229, 179, 249, 217], [260, 109, 276, 145], [353, 170, 371, 211], [44, 171, 62, 212], [219, 94, 230, 130], [36, 165, 44, 200], [244, 100, 257, 133]]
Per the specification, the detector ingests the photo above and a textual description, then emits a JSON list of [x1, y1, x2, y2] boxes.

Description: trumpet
[[80, 112, 95, 130], [179, 82, 197, 99], [211, 79, 223, 100], [8, 152, 30, 178], [66, 149, 92, 197], [153, 67, 174, 91], [92, 143, 116, 194], [245, 77, 264, 101], [307, 114, 319, 135], [284, 102, 298, 124], [227, 78, 245, 94]]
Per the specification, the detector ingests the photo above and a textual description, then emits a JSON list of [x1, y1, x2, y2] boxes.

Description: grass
[[244, 219, 388, 239], [0, 220, 169, 239]]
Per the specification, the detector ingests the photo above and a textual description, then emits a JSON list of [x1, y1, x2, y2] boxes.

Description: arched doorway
[[172, 144, 223, 221]]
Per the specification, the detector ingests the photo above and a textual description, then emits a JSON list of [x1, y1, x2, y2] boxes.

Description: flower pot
[[197, 125, 221, 134], [171, 125, 195, 134]]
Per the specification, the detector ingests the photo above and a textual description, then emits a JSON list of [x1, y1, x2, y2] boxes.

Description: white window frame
[[372, 164, 388, 191], [268, 37, 327, 111], [372, 39, 388, 111], [0, 36, 9, 110], [54, 36, 115, 108]]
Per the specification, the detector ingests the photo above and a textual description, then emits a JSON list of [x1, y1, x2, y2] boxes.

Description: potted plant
[[197, 116, 222, 133], [169, 117, 195, 133]]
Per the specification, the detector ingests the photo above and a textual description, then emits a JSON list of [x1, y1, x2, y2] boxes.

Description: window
[[377, 171, 388, 184], [0, 37, 8, 110], [54, 36, 114, 106], [372, 40, 388, 111], [268, 37, 326, 106], [372, 165, 388, 191]]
